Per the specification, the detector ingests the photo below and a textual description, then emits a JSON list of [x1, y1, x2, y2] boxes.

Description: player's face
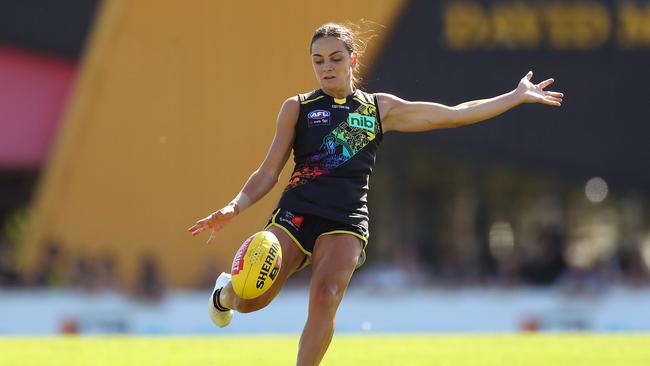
[[311, 37, 356, 90]]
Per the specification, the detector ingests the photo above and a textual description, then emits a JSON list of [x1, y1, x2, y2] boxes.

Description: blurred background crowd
[[1, 0, 649, 305], [3, 158, 649, 298]]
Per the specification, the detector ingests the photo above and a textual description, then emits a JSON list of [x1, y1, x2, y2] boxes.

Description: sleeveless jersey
[[278, 89, 383, 228]]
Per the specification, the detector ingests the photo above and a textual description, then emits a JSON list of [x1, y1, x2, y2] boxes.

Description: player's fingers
[[193, 220, 214, 233], [542, 99, 561, 106], [206, 228, 217, 245], [190, 226, 206, 236], [546, 91, 564, 97], [197, 214, 218, 227], [188, 222, 204, 232], [525, 70, 533, 80], [547, 96, 563, 103], [538, 78, 554, 88], [189, 218, 210, 230]]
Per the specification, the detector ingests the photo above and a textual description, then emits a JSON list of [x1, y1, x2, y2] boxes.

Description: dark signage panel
[[0, 0, 100, 58], [367, 0, 650, 188]]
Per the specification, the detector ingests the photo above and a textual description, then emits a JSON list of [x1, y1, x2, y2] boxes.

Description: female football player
[[188, 22, 563, 365]]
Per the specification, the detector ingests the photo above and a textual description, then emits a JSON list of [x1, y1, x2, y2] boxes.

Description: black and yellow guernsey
[[278, 88, 383, 232]]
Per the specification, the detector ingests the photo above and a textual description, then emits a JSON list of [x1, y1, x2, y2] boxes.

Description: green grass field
[[1, 334, 649, 366]]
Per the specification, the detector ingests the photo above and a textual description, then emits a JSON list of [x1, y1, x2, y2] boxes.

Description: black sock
[[213, 288, 230, 312]]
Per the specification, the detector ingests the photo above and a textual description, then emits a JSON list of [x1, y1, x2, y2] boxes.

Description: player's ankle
[[213, 288, 230, 312]]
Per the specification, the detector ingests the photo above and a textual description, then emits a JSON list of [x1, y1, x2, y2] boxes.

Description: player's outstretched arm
[[378, 70, 564, 133], [188, 96, 299, 244]]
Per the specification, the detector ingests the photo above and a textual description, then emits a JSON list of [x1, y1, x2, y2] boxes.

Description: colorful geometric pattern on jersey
[[277, 89, 382, 228]]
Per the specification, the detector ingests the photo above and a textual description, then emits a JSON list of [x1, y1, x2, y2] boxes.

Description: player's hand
[[516, 70, 564, 106], [188, 204, 237, 245]]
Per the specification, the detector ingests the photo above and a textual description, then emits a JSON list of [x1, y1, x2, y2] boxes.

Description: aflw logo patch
[[307, 109, 330, 127], [347, 113, 376, 132]]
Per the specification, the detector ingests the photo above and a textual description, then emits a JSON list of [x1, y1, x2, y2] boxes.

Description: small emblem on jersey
[[291, 216, 304, 229], [347, 113, 376, 132], [307, 109, 330, 127], [279, 210, 304, 231]]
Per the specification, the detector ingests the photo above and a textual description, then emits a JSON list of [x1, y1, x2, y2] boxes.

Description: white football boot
[[208, 272, 233, 328]]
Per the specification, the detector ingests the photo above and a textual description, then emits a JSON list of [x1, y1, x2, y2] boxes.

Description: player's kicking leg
[[208, 226, 306, 327]]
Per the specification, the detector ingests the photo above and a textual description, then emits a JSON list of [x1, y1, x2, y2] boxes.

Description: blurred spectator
[[31, 239, 66, 288], [133, 253, 165, 301], [619, 236, 650, 287], [68, 252, 120, 292], [69, 255, 96, 292], [519, 228, 567, 285], [0, 235, 20, 286], [96, 252, 119, 290]]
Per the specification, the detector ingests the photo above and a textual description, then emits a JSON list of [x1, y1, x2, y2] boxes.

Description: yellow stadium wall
[[21, 0, 405, 288]]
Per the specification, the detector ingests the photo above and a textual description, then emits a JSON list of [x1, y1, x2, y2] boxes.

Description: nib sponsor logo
[[347, 113, 376, 132]]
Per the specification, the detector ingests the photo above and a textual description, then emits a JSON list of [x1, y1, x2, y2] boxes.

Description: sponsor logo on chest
[[307, 109, 330, 127], [347, 113, 376, 132]]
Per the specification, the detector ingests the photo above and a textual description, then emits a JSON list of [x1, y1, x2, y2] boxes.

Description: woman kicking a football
[[188, 22, 563, 366]]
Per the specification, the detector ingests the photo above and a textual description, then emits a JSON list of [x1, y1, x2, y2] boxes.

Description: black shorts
[[264, 208, 368, 270]]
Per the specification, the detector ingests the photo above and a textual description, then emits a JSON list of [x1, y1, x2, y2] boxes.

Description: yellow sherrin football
[[230, 231, 282, 299]]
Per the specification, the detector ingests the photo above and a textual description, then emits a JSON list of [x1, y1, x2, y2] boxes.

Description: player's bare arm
[[188, 97, 299, 244], [378, 71, 564, 133]]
